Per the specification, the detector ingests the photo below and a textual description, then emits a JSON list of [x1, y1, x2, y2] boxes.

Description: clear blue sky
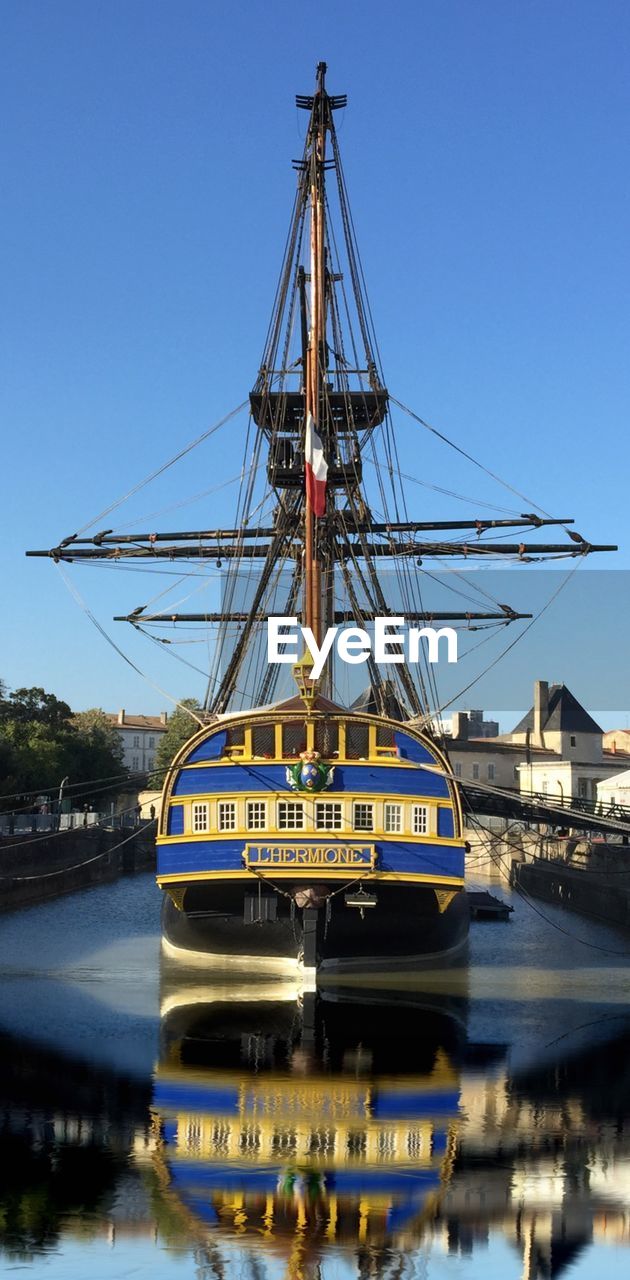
[[2, 0, 628, 718]]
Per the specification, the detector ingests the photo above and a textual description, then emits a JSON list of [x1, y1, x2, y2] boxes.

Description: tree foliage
[[152, 699, 203, 782], [0, 685, 129, 812]]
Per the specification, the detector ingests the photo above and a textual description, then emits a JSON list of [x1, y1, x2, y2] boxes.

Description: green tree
[[0, 687, 72, 732], [73, 709, 125, 767], [70, 708, 127, 795], [152, 699, 203, 784], [0, 688, 129, 811]]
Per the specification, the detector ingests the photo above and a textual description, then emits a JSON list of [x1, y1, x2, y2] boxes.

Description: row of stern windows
[[178, 797, 441, 838], [221, 721, 397, 762], [179, 1117, 430, 1162]]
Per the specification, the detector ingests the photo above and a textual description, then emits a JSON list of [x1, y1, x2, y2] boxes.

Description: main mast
[[304, 60, 328, 647], [26, 63, 618, 718]]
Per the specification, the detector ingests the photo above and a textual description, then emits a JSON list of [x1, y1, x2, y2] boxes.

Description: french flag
[[305, 412, 328, 517]]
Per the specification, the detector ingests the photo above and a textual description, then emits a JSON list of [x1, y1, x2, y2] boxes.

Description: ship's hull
[[157, 709, 468, 978], [161, 879, 469, 974]]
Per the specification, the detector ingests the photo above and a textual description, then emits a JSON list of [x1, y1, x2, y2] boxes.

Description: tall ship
[[29, 64, 613, 977]]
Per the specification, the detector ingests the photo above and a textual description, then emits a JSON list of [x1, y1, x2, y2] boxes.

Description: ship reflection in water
[[0, 948, 630, 1276], [154, 973, 469, 1260], [152, 972, 630, 1276]]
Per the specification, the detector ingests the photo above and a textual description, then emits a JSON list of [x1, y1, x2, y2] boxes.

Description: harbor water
[[0, 872, 629, 1278]]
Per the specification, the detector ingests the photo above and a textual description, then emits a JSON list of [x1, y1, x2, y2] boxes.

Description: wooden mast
[[304, 61, 327, 648]]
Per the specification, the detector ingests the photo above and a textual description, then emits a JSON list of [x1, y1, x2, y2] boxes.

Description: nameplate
[[244, 844, 376, 869]]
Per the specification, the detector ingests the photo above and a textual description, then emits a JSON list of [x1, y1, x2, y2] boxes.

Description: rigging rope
[[390, 394, 568, 526], [71, 400, 248, 538], [57, 565, 207, 727]]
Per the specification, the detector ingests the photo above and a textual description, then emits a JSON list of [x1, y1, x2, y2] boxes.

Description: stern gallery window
[[278, 801, 305, 830], [218, 802, 236, 831], [192, 802, 210, 833]]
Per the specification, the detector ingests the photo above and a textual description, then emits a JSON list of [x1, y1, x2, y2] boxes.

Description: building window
[[192, 802, 210, 833], [472, 764, 480, 780], [487, 764, 495, 780], [147, 757, 154, 771], [278, 801, 304, 830], [353, 802, 374, 831], [384, 803, 402, 834], [132, 756, 139, 771], [133, 735, 140, 748], [454, 762, 462, 778], [570, 735, 576, 747], [149, 736, 155, 748], [315, 802, 343, 831], [578, 780, 588, 800], [412, 804, 428, 835], [247, 800, 267, 831], [218, 802, 236, 831]]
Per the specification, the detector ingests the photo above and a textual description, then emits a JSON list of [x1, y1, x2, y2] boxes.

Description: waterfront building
[[603, 728, 630, 754], [105, 709, 169, 775], [596, 768, 630, 810], [446, 681, 630, 804]]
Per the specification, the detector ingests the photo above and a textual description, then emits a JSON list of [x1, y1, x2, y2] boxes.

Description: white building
[[445, 681, 630, 804], [597, 768, 630, 810], [508, 681, 627, 803], [106, 709, 169, 775]]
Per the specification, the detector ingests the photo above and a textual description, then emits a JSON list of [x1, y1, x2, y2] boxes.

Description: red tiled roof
[[105, 713, 168, 730]]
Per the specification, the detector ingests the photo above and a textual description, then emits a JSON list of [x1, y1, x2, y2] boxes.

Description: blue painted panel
[[371, 1092, 460, 1119], [327, 1170, 442, 1194], [171, 762, 450, 799], [395, 732, 438, 765], [181, 1195, 218, 1225], [438, 808, 455, 838], [157, 838, 465, 879], [432, 1131, 448, 1154], [387, 1199, 430, 1231], [377, 842, 465, 878], [186, 730, 227, 763], [168, 1161, 441, 1197], [167, 805, 184, 836], [169, 1163, 280, 1193], [154, 1083, 241, 1114]]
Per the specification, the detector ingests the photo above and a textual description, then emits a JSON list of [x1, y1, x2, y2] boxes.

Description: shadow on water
[[0, 876, 629, 1274]]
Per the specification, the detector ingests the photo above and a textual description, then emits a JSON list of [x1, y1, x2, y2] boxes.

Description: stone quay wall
[[514, 853, 630, 930], [0, 823, 156, 912]]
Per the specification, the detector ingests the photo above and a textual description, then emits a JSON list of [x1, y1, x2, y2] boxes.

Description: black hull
[[161, 880, 469, 975]]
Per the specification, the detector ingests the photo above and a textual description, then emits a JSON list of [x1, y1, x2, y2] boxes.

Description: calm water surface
[[0, 873, 629, 1279]]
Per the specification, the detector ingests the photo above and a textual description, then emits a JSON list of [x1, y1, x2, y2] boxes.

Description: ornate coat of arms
[[286, 749, 335, 793]]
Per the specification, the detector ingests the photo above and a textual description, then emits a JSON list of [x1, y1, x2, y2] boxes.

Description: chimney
[[451, 712, 468, 741], [160, 711, 168, 725], [533, 681, 549, 747], [118, 709, 125, 725]]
